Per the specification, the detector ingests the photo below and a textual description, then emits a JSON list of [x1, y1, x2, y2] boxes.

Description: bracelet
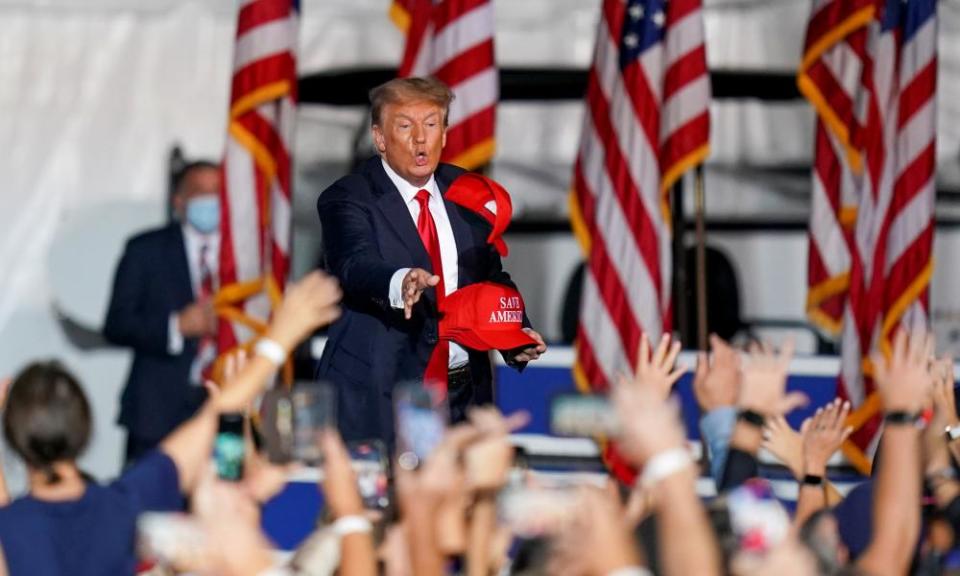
[[945, 425, 960, 442], [802, 474, 823, 486], [884, 410, 924, 428], [737, 409, 766, 428], [254, 338, 287, 367], [640, 448, 692, 488], [330, 514, 373, 537], [607, 567, 654, 576]]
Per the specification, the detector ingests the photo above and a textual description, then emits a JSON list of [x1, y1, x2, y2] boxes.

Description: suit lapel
[[169, 225, 195, 303], [367, 159, 433, 272]]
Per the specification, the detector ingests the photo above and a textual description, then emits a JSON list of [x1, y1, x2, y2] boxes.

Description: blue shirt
[[699, 406, 737, 487], [0, 450, 181, 576]]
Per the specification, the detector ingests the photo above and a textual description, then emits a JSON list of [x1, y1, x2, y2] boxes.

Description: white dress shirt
[[382, 159, 469, 368], [167, 224, 221, 356]]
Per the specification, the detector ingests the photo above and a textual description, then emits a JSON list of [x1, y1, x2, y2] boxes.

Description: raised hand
[[872, 330, 935, 413], [548, 484, 642, 576], [623, 333, 686, 401], [762, 416, 804, 479], [319, 429, 364, 519], [738, 338, 807, 417], [265, 271, 342, 352], [800, 398, 852, 476], [401, 268, 440, 320], [693, 334, 741, 411], [464, 408, 529, 492], [612, 374, 687, 466]]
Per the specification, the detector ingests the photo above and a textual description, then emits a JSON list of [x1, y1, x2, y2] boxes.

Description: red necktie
[[415, 189, 449, 396], [197, 243, 216, 380]]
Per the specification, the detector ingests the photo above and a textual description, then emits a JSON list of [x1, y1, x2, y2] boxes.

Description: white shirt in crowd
[[383, 159, 469, 369]]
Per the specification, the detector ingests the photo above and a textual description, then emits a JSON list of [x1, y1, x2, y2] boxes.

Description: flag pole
[[671, 179, 688, 344], [694, 165, 708, 352]]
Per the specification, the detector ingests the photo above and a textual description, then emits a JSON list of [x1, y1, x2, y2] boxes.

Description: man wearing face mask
[[104, 161, 222, 464]]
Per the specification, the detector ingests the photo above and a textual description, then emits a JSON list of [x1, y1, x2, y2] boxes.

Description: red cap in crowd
[[439, 282, 537, 351], [445, 173, 512, 257]]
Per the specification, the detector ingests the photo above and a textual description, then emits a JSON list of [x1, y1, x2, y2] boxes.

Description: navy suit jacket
[[316, 157, 527, 445], [103, 224, 206, 446]]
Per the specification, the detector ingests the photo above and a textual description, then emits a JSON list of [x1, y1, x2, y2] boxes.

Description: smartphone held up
[[259, 381, 337, 466]]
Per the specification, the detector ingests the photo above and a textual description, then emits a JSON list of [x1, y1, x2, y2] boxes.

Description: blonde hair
[[369, 77, 455, 127]]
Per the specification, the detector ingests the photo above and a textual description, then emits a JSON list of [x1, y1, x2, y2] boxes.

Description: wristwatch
[[945, 424, 960, 443]]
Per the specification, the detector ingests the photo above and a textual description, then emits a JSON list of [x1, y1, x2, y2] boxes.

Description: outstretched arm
[[160, 272, 343, 494], [857, 331, 932, 576]]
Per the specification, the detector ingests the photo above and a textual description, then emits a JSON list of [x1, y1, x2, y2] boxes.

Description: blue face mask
[[185, 196, 220, 234]]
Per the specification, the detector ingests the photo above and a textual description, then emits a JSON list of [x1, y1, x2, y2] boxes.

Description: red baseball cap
[[439, 282, 538, 351], [445, 173, 512, 257]]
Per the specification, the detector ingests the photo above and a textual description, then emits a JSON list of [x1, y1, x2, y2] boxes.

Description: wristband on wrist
[[802, 474, 824, 487], [737, 409, 766, 428], [330, 514, 373, 537], [606, 568, 654, 576], [884, 410, 924, 428], [640, 448, 692, 488], [945, 425, 960, 443], [254, 338, 287, 367]]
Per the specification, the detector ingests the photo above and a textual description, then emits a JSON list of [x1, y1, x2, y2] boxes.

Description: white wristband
[[331, 515, 372, 537], [254, 338, 287, 367], [607, 567, 654, 576], [640, 448, 692, 488]]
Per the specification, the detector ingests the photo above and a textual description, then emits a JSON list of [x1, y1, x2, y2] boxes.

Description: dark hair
[[369, 77, 455, 127], [173, 160, 219, 196], [4, 361, 92, 484]]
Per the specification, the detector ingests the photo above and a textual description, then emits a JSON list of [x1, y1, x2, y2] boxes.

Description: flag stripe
[[431, 2, 494, 70], [433, 40, 495, 88], [238, 0, 291, 37]]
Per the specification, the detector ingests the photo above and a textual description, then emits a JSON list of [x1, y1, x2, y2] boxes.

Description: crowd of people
[[0, 268, 957, 575]]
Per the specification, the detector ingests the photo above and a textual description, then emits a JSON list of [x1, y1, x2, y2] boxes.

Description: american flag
[[800, 0, 938, 470], [216, 0, 298, 364], [390, 0, 497, 170], [571, 0, 710, 481]]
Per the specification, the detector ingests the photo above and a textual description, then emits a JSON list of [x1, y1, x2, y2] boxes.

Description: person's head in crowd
[[172, 160, 221, 235], [3, 361, 91, 487], [369, 76, 454, 187]]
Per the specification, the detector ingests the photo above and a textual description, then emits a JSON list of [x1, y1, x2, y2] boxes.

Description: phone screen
[[214, 413, 245, 481], [394, 384, 446, 470], [348, 440, 390, 510], [290, 382, 336, 466], [549, 393, 618, 437]]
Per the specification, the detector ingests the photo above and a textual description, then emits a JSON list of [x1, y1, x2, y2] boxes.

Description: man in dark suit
[[104, 161, 221, 463], [316, 77, 546, 445]]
